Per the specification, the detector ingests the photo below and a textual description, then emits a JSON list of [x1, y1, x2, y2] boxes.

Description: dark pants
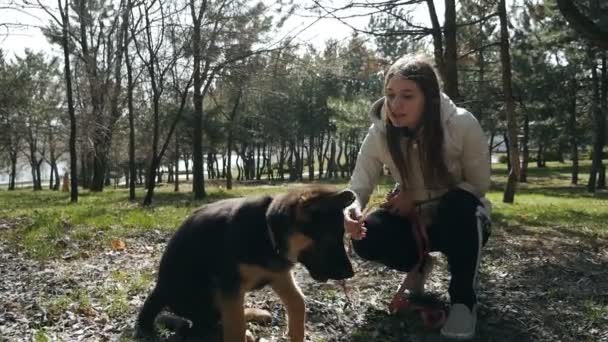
[[352, 189, 490, 309]]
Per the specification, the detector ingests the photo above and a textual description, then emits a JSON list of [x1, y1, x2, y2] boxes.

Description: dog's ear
[[302, 189, 356, 211], [333, 189, 357, 208]]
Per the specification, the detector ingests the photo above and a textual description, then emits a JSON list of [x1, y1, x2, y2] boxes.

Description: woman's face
[[384, 75, 425, 128]]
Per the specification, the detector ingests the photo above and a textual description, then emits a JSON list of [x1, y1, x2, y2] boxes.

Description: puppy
[[136, 185, 356, 341]]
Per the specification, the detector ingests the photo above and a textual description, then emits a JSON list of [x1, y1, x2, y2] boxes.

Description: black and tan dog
[[136, 185, 356, 341]]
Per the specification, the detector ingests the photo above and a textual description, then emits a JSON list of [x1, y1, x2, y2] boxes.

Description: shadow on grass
[[491, 162, 594, 178], [340, 306, 534, 342], [479, 224, 608, 342], [521, 186, 608, 200], [492, 208, 608, 235], [490, 181, 608, 200]]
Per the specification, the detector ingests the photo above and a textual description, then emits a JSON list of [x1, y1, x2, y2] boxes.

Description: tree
[[130, 0, 192, 206], [188, 0, 274, 199], [0, 50, 28, 190], [555, 0, 608, 48], [35, 0, 82, 202], [587, 49, 606, 192], [499, 0, 520, 203]]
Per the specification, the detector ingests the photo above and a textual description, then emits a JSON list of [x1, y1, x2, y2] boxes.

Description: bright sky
[[0, 0, 444, 59]]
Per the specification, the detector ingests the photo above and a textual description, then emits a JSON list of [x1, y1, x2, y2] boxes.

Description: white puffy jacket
[[348, 93, 491, 223]]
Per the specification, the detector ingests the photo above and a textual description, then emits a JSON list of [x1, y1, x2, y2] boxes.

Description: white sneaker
[[440, 303, 477, 340]]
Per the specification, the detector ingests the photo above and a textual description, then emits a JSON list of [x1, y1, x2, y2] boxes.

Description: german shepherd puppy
[[136, 186, 356, 341]]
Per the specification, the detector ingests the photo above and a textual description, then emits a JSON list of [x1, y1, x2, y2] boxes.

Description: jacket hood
[[368, 93, 459, 132]]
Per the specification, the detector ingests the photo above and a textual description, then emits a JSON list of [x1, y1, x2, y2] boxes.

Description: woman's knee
[[352, 209, 418, 269], [350, 209, 392, 260], [436, 189, 490, 249], [438, 189, 481, 218]]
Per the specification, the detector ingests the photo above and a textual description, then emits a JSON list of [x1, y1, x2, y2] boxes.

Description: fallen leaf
[[110, 239, 126, 251]]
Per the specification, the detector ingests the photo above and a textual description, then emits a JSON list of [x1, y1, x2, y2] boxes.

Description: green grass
[[488, 160, 607, 236], [43, 287, 93, 322], [1, 161, 606, 260], [32, 328, 52, 342]]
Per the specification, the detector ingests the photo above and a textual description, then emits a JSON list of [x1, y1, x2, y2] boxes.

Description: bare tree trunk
[[214, 153, 220, 180], [222, 152, 226, 179], [443, 0, 459, 99], [226, 145, 233, 190], [587, 49, 603, 193], [316, 131, 328, 180], [168, 164, 174, 183], [569, 80, 579, 185], [327, 137, 337, 179], [137, 2, 190, 204], [27, 128, 42, 191], [298, 139, 304, 180], [287, 141, 295, 181], [338, 138, 347, 178], [80, 151, 88, 189], [477, 21, 486, 124], [125, 0, 136, 201], [236, 153, 242, 181], [48, 161, 55, 190], [426, 0, 446, 84], [30, 158, 37, 190], [77, 0, 107, 193], [53, 163, 60, 190], [536, 144, 545, 168], [174, 133, 180, 192], [256, 144, 263, 180], [184, 156, 190, 181], [8, 150, 17, 190], [308, 134, 315, 181], [499, 0, 520, 203], [142, 4, 162, 206], [520, 106, 529, 183], [190, 1, 206, 199], [488, 135, 494, 158], [35, 159, 43, 190], [598, 51, 607, 189], [278, 139, 286, 181], [207, 152, 214, 180]]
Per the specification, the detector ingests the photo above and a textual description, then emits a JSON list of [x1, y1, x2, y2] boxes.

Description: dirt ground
[[1, 218, 607, 342]]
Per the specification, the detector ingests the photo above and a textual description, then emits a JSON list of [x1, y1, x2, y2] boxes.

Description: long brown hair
[[384, 54, 451, 191]]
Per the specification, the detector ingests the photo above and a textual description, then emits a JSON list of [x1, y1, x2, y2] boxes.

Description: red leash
[[387, 210, 446, 330]]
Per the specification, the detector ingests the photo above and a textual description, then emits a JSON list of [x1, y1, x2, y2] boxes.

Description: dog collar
[[266, 224, 279, 254]]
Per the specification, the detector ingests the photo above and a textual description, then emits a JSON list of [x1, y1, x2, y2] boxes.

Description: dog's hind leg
[[136, 286, 166, 339], [171, 296, 221, 341]]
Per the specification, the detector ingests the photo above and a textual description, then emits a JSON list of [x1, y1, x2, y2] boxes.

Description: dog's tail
[[135, 286, 165, 338]]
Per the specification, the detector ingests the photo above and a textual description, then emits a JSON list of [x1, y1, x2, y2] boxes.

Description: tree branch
[[555, 0, 608, 48]]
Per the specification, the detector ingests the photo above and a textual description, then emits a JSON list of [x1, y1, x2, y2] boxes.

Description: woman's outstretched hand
[[344, 206, 366, 240]]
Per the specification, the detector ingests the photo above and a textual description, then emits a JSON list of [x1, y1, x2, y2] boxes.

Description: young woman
[[344, 54, 492, 340]]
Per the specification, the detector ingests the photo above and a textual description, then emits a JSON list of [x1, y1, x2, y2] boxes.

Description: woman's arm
[[348, 126, 384, 210], [457, 113, 491, 198]]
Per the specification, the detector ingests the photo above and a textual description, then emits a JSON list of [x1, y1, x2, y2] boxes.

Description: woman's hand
[[380, 190, 414, 217], [344, 206, 366, 240]]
